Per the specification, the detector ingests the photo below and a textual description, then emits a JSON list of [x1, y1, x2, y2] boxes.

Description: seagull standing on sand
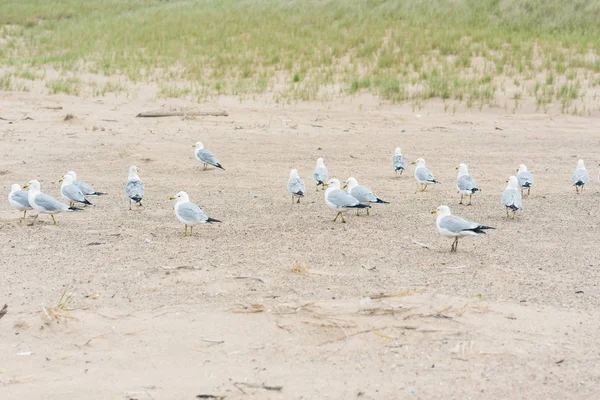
[[501, 176, 522, 218], [23, 180, 81, 225], [194, 142, 224, 170], [169, 191, 221, 236], [287, 169, 305, 203], [432, 205, 494, 253], [126, 166, 145, 210], [324, 178, 370, 223], [344, 177, 388, 216], [412, 158, 439, 191], [456, 163, 480, 205], [60, 174, 93, 207], [65, 171, 105, 196], [571, 160, 589, 194], [8, 184, 32, 218], [392, 147, 407, 177], [313, 157, 328, 191], [516, 164, 533, 196]]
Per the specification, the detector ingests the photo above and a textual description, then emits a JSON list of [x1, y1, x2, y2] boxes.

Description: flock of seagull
[[5, 142, 600, 251]]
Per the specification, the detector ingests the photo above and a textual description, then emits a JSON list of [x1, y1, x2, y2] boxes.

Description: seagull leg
[[23, 210, 27, 219], [356, 209, 360, 216], [528, 187, 531, 196], [366, 208, 370, 216], [297, 197, 300, 203], [400, 170, 404, 176], [341, 213, 346, 223], [395, 170, 398, 178], [506, 207, 509, 218], [454, 238, 459, 252], [291, 195, 294, 204], [422, 184, 428, 192], [333, 212, 340, 222], [459, 194, 463, 204], [190, 226, 193, 236], [129, 199, 132, 210], [51, 215, 57, 225], [576, 186, 579, 194], [521, 189, 524, 197], [28, 214, 39, 226], [468, 194, 472, 206]]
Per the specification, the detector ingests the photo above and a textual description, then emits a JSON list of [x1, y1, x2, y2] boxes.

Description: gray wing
[[12, 190, 31, 207], [350, 185, 378, 202], [126, 179, 145, 200], [74, 180, 95, 195], [501, 188, 522, 209], [517, 171, 533, 187], [393, 155, 407, 170], [313, 166, 328, 184], [439, 215, 479, 233], [177, 202, 208, 223], [457, 175, 477, 191], [288, 177, 305, 195], [197, 149, 220, 166], [63, 184, 87, 202], [35, 193, 69, 212], [572, 169, 589, 185], [416, 167, 436, 183], [328, 189, 360, 207]]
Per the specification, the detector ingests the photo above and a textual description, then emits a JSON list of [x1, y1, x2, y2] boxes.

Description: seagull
[[313, 157, 328, 191], [456, 163, 480, 205], [287, 169, 305, 204], [22, 180, 81, 225], [344, 177, 388, 216], [393, 147, 407, 177], [59, 174, 93, 207], [571, 159, 589, 194], [8, 184, 32, 218], [194, 142, 224, 170], [324, 178, 370, 223], [169, 191, 221, 236], [65, 171, 105, 196], [126, 165, 145, 210], [432, 205, 494, 253], [412, 158, 440, 191], [516, 164, 534, 196], [501, 176, 522, 218]]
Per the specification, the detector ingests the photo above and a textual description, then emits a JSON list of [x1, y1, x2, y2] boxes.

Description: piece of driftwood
[[136, 109, 228, 118]]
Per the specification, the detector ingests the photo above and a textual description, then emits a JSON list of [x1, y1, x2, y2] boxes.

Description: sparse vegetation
[[0, 0, 599, 111]]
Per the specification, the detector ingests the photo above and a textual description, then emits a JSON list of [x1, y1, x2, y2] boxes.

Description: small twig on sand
[[234, 382, 283, 392], [199, 338, 225, 344], [412, 240, 430, 249], [233, 276, 266, 284], [0, 304, 7, 320], [196, 395, 226, 400], [160, 265, 200, 270], [136, 109, 228, 118], [75, 331, 113, 348]]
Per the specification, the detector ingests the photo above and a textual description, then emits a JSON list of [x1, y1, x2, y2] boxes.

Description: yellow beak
[[192, 145, 195, 148], [169, 197, 176, 200], [58, 179, 63, 183], [323, 183, 328, 187], [22, 185, 29, 189], [455, 166, 458, 170], [431, 210, 437, 214], [505, 179, 509, 183], [343, 184, 347, 189], [411, 161, 416, 165]]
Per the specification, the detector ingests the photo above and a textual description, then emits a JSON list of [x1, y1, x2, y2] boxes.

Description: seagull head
[[289, 169, 299, 179], [23, 180, 40, 192], [10, 183, 22, 193], [431, 205, 451, 218], [506, 176, 519, 189], [59, 174, 74, 185], [456, 163, 468, 175], [412, 158, 425, 167], [517, 164, 528, 173], [169, 191, 190, 203], [128, 165, 140, 179], [577, 159, 585, 169], [394, 147, 402, 156], [66, 171, 77, 180], [325, 178, 340, 190], [316, 157, 325, 167], [194, 141, 204, 150], [344, 177, 358, 190]]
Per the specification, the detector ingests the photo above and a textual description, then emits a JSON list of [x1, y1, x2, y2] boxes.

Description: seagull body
[[344, 177, 388, 215], [126, 166, 145, 210], [313, 157, 328, 191], [60, 175, 93, 207], [516, 164, 534, 196], [23, 180, 81, 225], [287, 169, 305, 203], [194, 142, 224, 170], [65, 171, 105, 196], [8, 184, 32, 218], [501, 176, 522, 218], [432, 205, 494, 252], [170, 191, 221, 236], [324, 178, 370, 223], [412, 158, 439, 191], [392, 147, 407, 177], [456, 163, 479, 205], [571, 160, 589, 193]]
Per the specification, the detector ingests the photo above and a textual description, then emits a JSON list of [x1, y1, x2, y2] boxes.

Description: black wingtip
[[216, 164, 225, 170], [351, 204, 371, 209], [69, 206, 83, 211], [522, 183, 531, 188], [508, 205, 519, 211], [94, 192, 107, 196], [471, 188, 480, 194], [574, 181, 584, 187], [207, 217, 222, 223], [295, 191, 304, 197], [395, 167, 404, 171], [131, 196, 143, 203], [83, 199, 94, 206], [376, 198, 389, 204]]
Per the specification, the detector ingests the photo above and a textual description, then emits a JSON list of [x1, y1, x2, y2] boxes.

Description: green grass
[[0, 0, 599, 109]]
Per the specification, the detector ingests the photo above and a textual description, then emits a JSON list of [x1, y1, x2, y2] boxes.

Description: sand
[[1, 91, 600, 399]]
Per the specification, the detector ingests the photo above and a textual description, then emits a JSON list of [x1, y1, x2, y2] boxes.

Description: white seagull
[[571, 159, 589, 194], [194, 142, 224, 170], [169, 191, 221, 236], [8, 183, 33, 218], [287, 169, 305, 203], [392, 147, 407, 177], [501, 176, 522, 218], [22, 180, 81, 225], [412, 158, 440, 191], [344, 177, 388, 216], [516, 164, 534, 196], [313, 157, 329, 191], [126, 166, 145, 210], [432, 205, 494, 253], [324, 178, 370, 223], [65, 171, 105, 196], [456, 163, 480, 205]]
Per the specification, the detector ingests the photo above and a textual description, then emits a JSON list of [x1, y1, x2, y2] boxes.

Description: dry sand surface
[[1, 91, 600, 399]]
